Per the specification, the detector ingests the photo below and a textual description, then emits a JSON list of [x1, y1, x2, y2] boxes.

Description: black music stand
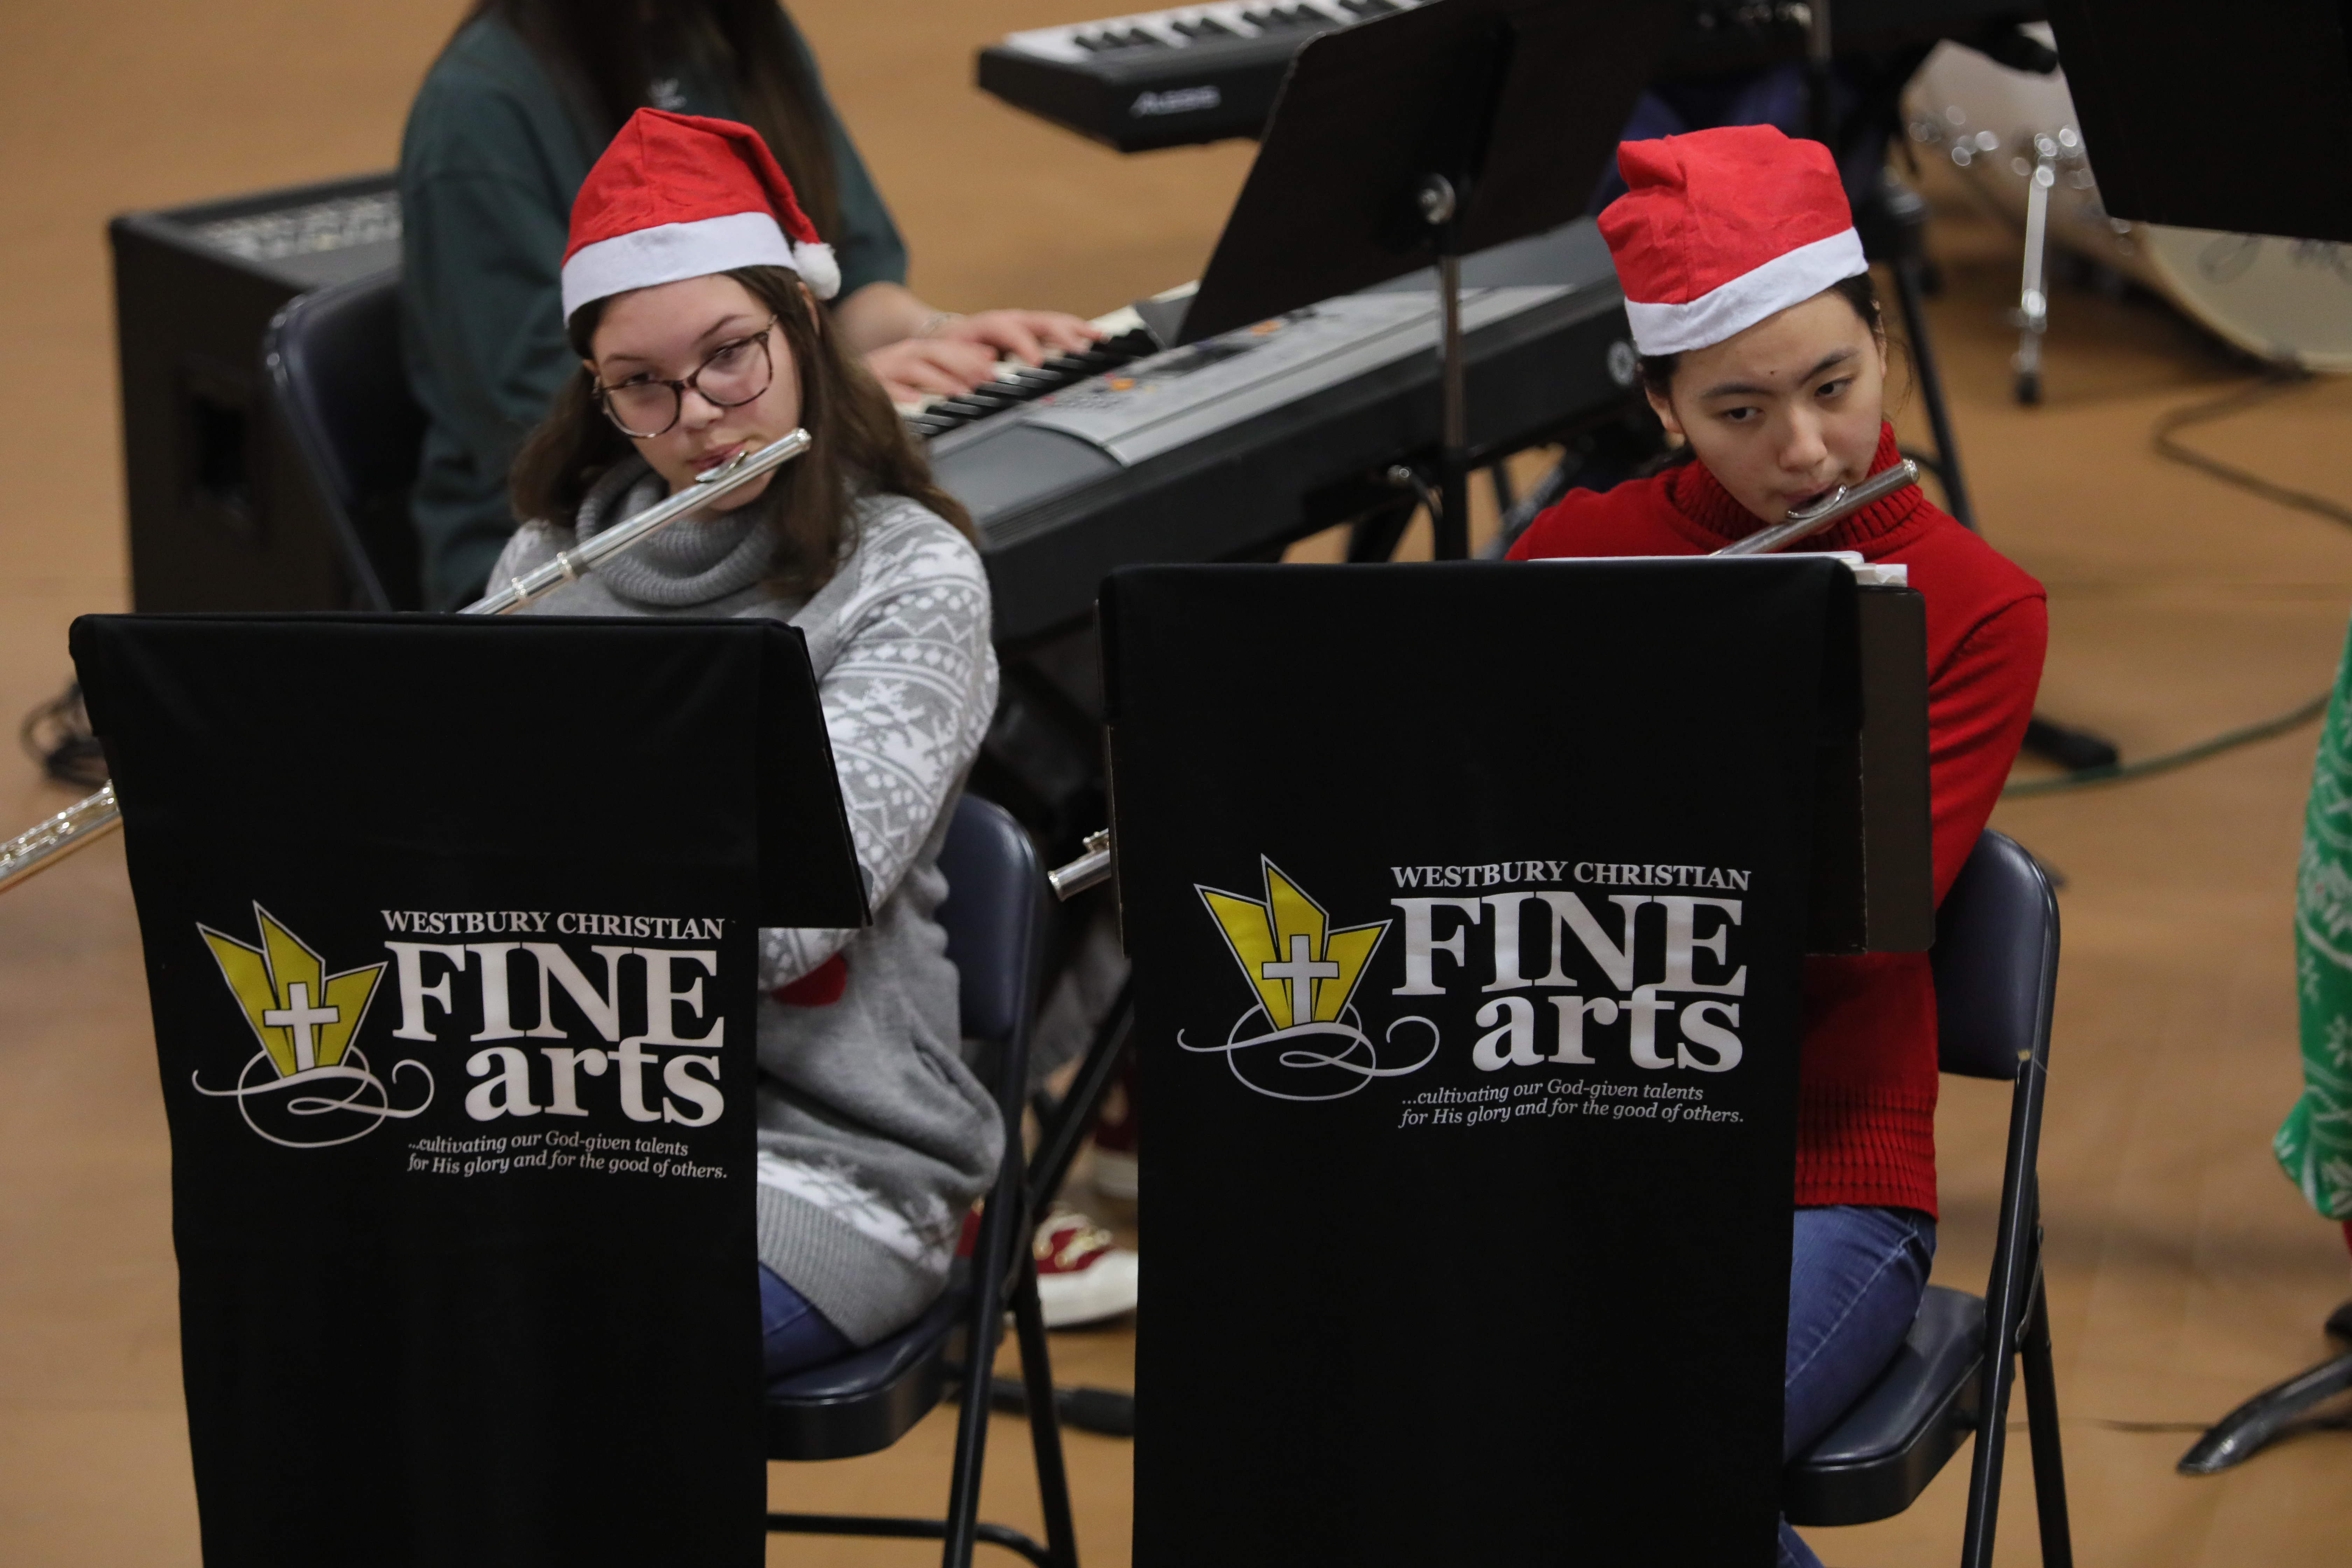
[[72, 612, 866, 1567], [2047, 0, 2352, 243], [2035, 0, 2352, 1474], [1177, 0, 1678, 557], [1102, 556, 1918, 1564]]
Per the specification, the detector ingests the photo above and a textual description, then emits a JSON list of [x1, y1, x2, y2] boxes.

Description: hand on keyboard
[[865, 312, 1103, 405], [929, 309, 1104, 368], [864, 336, 1006, 403]]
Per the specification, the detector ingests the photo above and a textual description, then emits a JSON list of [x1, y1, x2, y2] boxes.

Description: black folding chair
[[261, 267, 427, 610], [1784, 828, 2073, 1568], [764, 793, 1079, 1568]]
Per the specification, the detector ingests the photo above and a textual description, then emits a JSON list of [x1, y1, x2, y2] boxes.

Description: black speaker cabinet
[[112, 173, 399, 610]]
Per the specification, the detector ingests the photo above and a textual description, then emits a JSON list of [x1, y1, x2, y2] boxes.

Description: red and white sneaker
[[1032, 1204, 1140, 1328]]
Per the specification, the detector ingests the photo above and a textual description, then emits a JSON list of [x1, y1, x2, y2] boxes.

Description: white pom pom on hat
[[1599, 124, 1867, 359], [560, 107, 842, 321]]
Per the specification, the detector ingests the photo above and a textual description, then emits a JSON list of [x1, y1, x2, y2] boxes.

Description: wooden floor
[[5, 3, 2352, 1562]]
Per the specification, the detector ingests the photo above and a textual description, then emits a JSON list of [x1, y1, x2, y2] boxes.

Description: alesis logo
[[1131, 85, 1220, 117]]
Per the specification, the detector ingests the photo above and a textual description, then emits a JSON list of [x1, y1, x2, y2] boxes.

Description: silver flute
[[1710, 458, 1919, 556], [1042, 459, 1925, 899], [0, 429, 813, 896]]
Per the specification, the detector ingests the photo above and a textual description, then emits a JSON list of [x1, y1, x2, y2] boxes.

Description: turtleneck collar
[[1663, 423, 1927, 556], [573, 456, 777, 607]]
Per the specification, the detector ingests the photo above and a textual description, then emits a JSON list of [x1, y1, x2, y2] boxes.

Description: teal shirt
[[398, 13, 908, 608]]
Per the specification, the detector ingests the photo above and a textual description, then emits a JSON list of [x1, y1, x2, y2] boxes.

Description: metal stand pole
[[1422, 175, 1471, 560], [1889, 252, 1976, 530], [2013, 135, 2058, 404], [1804, 0, 1836, 148]]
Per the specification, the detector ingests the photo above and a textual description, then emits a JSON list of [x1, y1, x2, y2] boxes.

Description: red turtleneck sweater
[[1507, 425, 2046, 1216]]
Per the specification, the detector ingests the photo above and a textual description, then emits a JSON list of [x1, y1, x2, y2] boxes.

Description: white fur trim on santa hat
[[1622, 229, 1867, 358], [562, 210, 796, 320], [789, 241, 839, 302]]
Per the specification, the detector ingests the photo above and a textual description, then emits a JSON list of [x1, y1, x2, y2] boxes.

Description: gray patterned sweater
[[492, 458, 1003, 1345]]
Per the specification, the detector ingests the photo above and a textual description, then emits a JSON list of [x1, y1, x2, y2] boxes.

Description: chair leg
[[1958, 1339, 2015, 1568], [2019, 1273, 2075, 1568], [1011, 1253, 1083, 1568], [1960, 1256, 2027, 1568], [944, 1166, 1026, 1566], [940, 1287, 1003, 1568]]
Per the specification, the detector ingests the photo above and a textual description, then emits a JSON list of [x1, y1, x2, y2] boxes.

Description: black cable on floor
[[2003, 373, 2348, 798], [19, 681, 107, 790], [2003, 691, 2330, 798], [2154, 370, 2352, 533]]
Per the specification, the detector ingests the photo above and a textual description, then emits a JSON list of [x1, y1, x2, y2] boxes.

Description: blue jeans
[[760, 1264, 853, 1380], [1779, 1206, 1937, 1568]]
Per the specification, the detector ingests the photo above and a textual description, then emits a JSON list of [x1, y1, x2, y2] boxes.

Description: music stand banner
[[1102, 561, 1857, 1567], [73, 614, 858, 1568]]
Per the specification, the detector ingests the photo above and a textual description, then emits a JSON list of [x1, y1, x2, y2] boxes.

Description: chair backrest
[[262, 268, 427, 610], [933, 793, 1044, 1051], [1932, 829, 2060, 1081]]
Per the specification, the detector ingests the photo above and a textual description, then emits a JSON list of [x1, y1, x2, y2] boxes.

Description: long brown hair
[[468, 0, 840, 234], [509, 266, 972, 596]]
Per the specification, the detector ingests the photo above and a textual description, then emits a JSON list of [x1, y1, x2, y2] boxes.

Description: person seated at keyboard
[[1508, 126, 2047, 1568], [493, 108, 1001, 1376], [400, 0, 1100, 609]]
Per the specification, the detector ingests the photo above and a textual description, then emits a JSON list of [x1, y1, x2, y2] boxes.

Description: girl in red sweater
[[1509, 125, 2046, 1568]]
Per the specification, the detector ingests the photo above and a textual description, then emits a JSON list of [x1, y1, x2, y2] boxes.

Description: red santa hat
[[560, 108, 840, 322], [1599, 124, 1865, 358]]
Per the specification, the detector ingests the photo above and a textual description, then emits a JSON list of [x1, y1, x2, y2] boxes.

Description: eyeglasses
[[591, 318, 779, 438]]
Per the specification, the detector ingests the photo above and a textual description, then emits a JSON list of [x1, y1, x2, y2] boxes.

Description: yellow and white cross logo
[[1196, 858, 1387, 1031], [200, 904, 385, 1079]]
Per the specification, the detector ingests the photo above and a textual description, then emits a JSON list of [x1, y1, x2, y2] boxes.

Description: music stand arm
[[1422, 175, 1473, 561]]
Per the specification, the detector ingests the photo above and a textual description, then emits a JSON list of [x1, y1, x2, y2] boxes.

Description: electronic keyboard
[[978, 0, 1434, 152], [977, 0, 2044, 152], [930, 219, 1639, 645]]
